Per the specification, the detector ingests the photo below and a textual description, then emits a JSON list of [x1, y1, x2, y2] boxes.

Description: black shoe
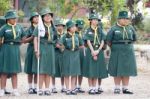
[[61, 88, 67, 93], [5, 90, 11, 94], [114, 88, 121, 94], [95, 89, 101, 94], [123, 89, 133, 94], [33, 88, 37, 94], [38, 90, 44, 96], [52, 88, 57, 93], [66, 90, 71, 95], [28, 88, 34, 94], [70, 90, 77, 95], [98, 88, 104, 93], [44, 90, 51, 96], [88, 89, 95, 95], [77, 88, 85, 93]]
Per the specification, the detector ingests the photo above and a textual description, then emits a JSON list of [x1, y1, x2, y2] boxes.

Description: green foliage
[[0, 0, 11, 15]]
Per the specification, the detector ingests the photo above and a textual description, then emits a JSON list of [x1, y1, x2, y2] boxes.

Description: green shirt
[[0, 24, 26, 42], [106, 24, 137, 43], [59, 33, 83, 50], [33, 25, 56, 43]]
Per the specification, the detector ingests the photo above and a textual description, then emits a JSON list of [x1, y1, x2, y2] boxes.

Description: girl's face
[[43, 14, 52, 23], [7, 18, 17, 25], [91, 19, 98, 26], [56, 25, 64, 32], [69, 26, 76, 33], [118, 18, 129, 26], [32, 16, 39, 24]]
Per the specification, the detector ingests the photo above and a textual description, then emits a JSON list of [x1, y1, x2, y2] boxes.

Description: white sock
[[52, 85, 55, 89], [29, 83, 32, 89], [45, 88, 50, 91], [115, 85, 120, 89], [62, 85, 65, 89], [13, 89, 18, 92], [122, 86, 128, 90], [34, 84, 37, 89], [89, 87, 93, 90]]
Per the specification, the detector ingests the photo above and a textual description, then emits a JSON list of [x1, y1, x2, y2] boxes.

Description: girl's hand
[[35, 51, 40, 59], [93, 55, 98, 61]]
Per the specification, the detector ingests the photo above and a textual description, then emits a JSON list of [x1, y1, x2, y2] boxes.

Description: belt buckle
[[95, 45, 99, 48], [10, 42, 14, 45]]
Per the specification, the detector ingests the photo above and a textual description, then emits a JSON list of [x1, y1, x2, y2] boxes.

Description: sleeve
[[32, 27, 38, 37], [20, 25, 26, 38], [130, 26, 137, 41], [25, 28, 32, 37], [99, 28, 106, 41], [0, 26, 5, 37], [106, 28, 114, 42], [78, 35, 84, 46], [59, 35, 65, 45]]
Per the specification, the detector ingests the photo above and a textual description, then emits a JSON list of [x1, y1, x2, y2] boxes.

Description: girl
[[84, 13, 108, 95], [0, 10, 26, 96], [32, 8, 56, 96], [24, 12, 39, 94], [51, 18, 66, 93], [59, 20, 83, 95], [106, 11, 137, 94]]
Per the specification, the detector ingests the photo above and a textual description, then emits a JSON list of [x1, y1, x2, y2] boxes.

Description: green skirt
[[108, 44, 137, 77], [54, 50, 63, 77], [61, 49, 81, 76], [24, 44, 34, 74], [0, 44, 21, 73], [32, 43, 55, 75], [82, 48, 108, 78]]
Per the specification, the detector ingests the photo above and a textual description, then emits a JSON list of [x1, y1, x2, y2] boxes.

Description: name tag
[[115, 30, 121, 33], [5, 29, 12, 32], [88, 32, 93, 35]]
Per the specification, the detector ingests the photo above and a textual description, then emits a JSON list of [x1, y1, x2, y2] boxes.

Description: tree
[[0, 0, 11, 15]]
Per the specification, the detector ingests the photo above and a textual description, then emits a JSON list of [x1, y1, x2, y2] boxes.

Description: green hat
[[89, 14, 98, 20], [75, 19, 85, 29], [5, 10, 18, 19], [29, 12, 39, 21], [66, 20, 75, 29], [118, 11, 129, 19], [55, 18, 65, 26], [40, 8, 53, 17], [0, 16, 6, 27]]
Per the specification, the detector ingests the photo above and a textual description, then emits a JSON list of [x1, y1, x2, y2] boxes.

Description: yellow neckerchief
[[44, 23, 51, 41], [91, 25, 100, 45], [57, 30, 64, 38], [32, 23, 37, 28], [117, 22, 129, 40], [68, 32, 75, 50], [7, 23, 17, 39], [77, 30, 82, 38]]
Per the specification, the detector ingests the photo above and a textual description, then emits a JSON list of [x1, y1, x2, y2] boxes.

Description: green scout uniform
[[54, 19, 65, 77], [0, 10, 26, 73], [106, 11, 137, 77], [0, 16, 6, 72], [59, 20, 83, 76], [24, 12, 39, 74], [75, 19, 85, 76], [32, 8, 56, 75], [83, 14, 108, 78]]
